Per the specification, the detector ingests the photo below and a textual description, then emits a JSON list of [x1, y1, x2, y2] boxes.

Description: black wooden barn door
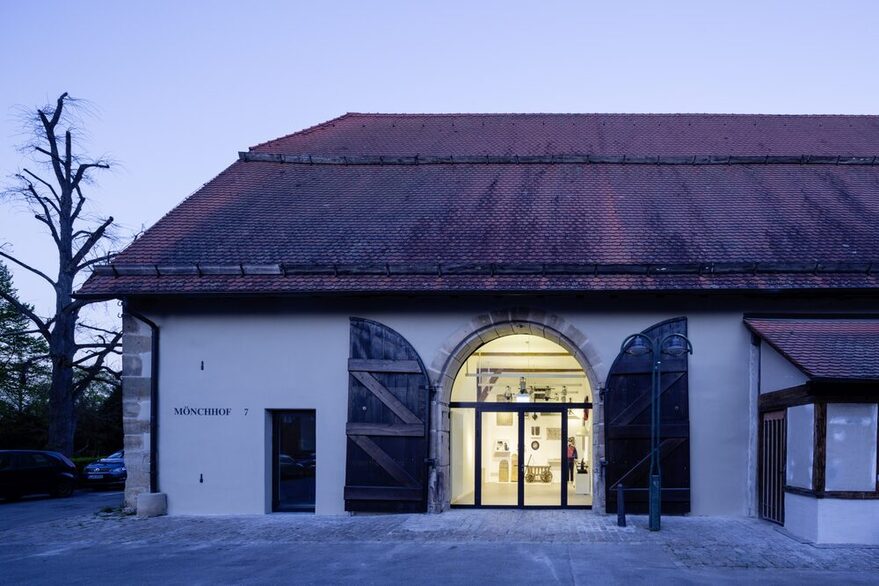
[[604, 317, 690, 514], [345, 318, 431, 512]]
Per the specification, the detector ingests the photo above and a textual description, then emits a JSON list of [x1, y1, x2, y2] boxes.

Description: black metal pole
[[649, 340, 661, 531], [617, 483, 626, 527]]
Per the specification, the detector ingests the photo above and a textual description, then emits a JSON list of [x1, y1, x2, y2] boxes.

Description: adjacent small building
[[77, 114, 879, 544]]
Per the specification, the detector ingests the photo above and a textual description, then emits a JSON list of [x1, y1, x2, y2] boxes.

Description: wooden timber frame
[[758, 382, 879, 500], [345, 318, 432, 512]]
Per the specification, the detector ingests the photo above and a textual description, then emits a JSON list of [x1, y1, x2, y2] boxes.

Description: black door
[[604, 317, 691, 514], [345, 318, 431, 513], [272, 410, 316, 512]]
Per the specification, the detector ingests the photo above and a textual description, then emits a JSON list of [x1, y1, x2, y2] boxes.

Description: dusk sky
[[1, 0, 878, 317]]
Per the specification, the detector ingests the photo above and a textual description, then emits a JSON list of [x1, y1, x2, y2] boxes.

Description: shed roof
[[78, 113, 879, 297], [744, 317, 879, 381]]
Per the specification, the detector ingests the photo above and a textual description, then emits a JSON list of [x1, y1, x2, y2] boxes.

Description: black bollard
[[616, 483, 626, 527]]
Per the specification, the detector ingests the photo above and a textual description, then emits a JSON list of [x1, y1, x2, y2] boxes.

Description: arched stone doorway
[[426, 308, 605, 513]]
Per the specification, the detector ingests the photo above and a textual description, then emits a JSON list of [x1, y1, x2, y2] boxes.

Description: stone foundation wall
[[122, 314, 153, 511]]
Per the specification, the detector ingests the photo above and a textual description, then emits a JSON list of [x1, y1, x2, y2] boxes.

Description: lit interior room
[[449, 335, 593, 508]]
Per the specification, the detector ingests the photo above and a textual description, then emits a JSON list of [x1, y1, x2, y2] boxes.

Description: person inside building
[[567, 437, 578, 483]]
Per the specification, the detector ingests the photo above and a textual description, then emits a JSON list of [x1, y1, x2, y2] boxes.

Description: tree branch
[[73, 348, 121, 366], [0, 250, 56, 286], [78, 323, 120, 336], [61, 298, 90, 315], [72, 329, 122, 397], [71, 185, 86, 222], [70, 216, 113, 268], [37, 97, 66, 188], [76, 253, 116, 272], [74, 364, 121, 389], [32, 146, 61, 162], [18, 180, 62, 246], [46, 93, 67, 128], [20, 169, 60, 209], [71, 162, 110, 192], [0, 290, 49, 341], [76, 343, 122, 349], [33, 214, 62, 247]]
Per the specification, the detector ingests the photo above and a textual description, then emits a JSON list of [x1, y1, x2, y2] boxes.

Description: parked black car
[[0, 450, 77, 501], [81, 451, 126, 488]]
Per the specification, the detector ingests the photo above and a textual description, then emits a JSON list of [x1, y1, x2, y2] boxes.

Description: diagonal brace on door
[[348, 435, 420, 488], [609, 372, 685, 426], [350, 371, 423, 425]]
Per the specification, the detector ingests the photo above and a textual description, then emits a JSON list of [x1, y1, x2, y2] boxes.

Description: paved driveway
[[0, 490, 122, 530], [1, 510, 877, 584]]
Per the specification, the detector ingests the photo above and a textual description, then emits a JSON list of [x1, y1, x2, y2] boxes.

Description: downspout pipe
[[122, 301, 160, 494]]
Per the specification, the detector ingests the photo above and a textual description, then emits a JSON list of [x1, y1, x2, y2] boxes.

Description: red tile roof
[[253, 113, 879, 157], [745, 317, 879, 381], [78, 113, 879, 297]]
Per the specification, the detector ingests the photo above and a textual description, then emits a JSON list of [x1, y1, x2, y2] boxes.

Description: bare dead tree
[[1, 93, 122, 455]]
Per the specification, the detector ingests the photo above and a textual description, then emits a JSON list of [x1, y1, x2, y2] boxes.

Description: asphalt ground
[[1, 507, 877, 585], [0, 489, 122, 530]]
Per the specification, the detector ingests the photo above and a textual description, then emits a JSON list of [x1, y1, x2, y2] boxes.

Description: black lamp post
[[620, 332, 693, 531]]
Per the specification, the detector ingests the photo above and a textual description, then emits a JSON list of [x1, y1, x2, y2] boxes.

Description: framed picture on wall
[[547, 427, 562, 440], [497, 412, 513, 426]]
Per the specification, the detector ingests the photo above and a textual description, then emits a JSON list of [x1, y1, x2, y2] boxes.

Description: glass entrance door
[[523, 411, 562, 506], [272, 410, 316, 512], [473, 406, 582, 507], [480, 410, 519, 505]]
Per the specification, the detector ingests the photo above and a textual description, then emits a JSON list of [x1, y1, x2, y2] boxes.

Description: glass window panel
[[481, 411, 518, 505], [825, 403, 878, 492], [450, 408, 475, 505], [275, 411, 316, 512], [786, 404, 814, 489], [450, 334, 592, 405], [567, 408, 592, 506], [524, 412, 561, 506], [450, 362, 476, 402]]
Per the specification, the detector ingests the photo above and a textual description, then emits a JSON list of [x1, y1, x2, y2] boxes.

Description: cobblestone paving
[[2, 509, 878, 571]]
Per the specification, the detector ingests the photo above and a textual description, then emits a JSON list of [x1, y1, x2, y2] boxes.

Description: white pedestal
[[575, 472, 591, 495]]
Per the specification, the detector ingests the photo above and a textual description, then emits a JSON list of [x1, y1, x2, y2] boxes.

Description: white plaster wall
[[785, 493, 879, 544], [784, 493, 819, 543], [760, 344, 808, 394], [816, 497, 879, 544], [149, 299, 758, 516], [156, 313, 350, 515]]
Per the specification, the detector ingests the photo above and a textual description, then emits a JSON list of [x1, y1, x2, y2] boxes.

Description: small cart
[[524, 465, 553, 483]]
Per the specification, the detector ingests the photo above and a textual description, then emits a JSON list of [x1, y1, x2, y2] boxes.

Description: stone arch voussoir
[[429, 307, 602, 402]]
